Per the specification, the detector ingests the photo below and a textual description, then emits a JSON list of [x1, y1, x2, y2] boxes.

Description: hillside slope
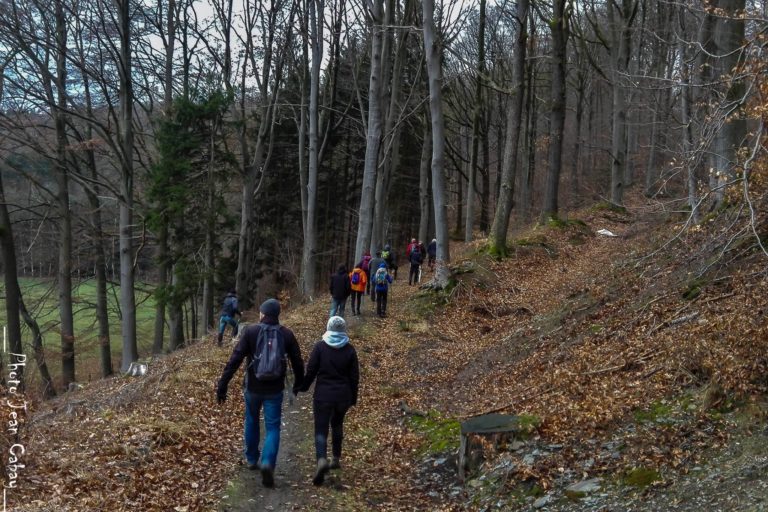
[[3, 196, 767, 511]]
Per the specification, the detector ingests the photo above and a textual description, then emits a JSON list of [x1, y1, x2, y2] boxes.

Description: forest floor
[[3, 192, 768, 511]]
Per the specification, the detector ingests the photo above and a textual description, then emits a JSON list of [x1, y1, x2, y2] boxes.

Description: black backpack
[[247, 324, 286, 381]]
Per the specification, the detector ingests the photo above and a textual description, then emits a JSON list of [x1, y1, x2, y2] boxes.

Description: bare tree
[[354, 0, 385, 263], [422, 0, 451, 281], [488, 0, 528, 256], [299, 0, 323, 297], [540, 0, 570, 221]]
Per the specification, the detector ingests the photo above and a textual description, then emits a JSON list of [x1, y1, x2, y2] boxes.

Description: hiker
[[382, 244, 398, 279], [408, 244, 423, 286], [368, 251, 386, 302], [373, 262, 393, 318], [359, 251, 372, 295], [406, 238, 418, 258], [217, 290, 241, 346], [216, 298, 305, 488], [427, 239, 437, 271], [329, 265, 351, 317], [298, 316, 359, 486], [418, 240, 427, 258], [348, 264, 367, 316]]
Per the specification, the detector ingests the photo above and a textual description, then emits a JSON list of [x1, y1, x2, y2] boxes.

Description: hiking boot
[[329, 458, 341, 470], [312, 458, 330, 486], [246, 462, 259, 470], [260, 464, 275, 488]]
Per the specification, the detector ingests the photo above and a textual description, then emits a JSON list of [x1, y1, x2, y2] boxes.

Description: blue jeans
[[329, 298, 347, 317], [219, 314, 238, 335], [243, 390, 283, 468]]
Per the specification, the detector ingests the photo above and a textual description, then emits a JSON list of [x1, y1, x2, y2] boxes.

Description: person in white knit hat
[[298, 316, 360, 485]]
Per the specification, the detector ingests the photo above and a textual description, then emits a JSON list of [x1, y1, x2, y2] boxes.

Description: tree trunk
[[84, 168, 113, 376], [608, 0, 636, 206], [117, 0, 138, 373], [300, 0, 323, 298], [709, 0, 747, 208], [54, 0, 76, 387], [541, 0, 568, 221], [201, 120, 216, 334], [169, 268, 185, 350], [0, 160, 25, 389], [678, 21, 698, 222], [465, 0, 486, 243], [19, 299, 56, 398], [418, 115, 432, 246], [354, 0, 385, 262], [154, 0, 176, 352], [521, 13, 538, 221], [488, 0, 527, 256], [423, 0, 451, 280]]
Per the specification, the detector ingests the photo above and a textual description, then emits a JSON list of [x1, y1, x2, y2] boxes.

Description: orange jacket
[[349, 268, 367, 292]]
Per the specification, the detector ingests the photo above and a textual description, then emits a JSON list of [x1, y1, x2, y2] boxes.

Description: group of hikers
[[214, 237, 437, 490], [329, 238, 437, 318]]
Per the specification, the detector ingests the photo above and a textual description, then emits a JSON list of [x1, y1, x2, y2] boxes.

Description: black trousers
[[409, 263, 420, 284], [376, 289, 388, 316], [313, 400, 350, 460], [350, 290, 363, 313]]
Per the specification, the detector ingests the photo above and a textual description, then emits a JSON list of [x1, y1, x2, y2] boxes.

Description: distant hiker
[[216, 298, 305, 488], [360, 251, 373, 295], [373, 262, 393, 318], [427, 239, 437, 271], [408, 245, 423, 286], [382, 244, 398, 279], [368, 251, 386, 302], [329, 265, 352, 317], [298, 316, 359, 486], [349, 264, 367, 316], [418, 240, 426, 258], [217, 290, 241, 346], [406, 238, 418, 258]]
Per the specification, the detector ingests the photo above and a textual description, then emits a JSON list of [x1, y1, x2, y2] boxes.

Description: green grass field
[[0, 277, 166, 390]]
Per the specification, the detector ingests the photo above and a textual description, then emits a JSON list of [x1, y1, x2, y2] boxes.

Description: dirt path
[[217, 392, 319, 511]]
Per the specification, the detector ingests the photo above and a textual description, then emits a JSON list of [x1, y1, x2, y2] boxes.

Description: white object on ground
[[597, 229, 618, 237]]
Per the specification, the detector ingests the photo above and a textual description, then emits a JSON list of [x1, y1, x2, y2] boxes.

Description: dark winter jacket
[[221, 292, 240, 317], [427, 241, 437, 257], [217, 316, 305, 397], [300, 339, 360, 405], [329, 271, 352, 300], [409, 249, 423, 265]]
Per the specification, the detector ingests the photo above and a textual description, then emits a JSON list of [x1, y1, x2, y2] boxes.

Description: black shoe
[[260, 464, 275, 488], [329, 458, 341, 470], [247, 461, 259, 470], [313, 458, 330, 486]]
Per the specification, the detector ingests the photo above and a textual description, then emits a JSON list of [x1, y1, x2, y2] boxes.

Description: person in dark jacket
[[216, 298, 305, 488], [329, 265, 352, 317], [217, 290, 241, 346], [367, 251, 386, 302], [408, 246, 423, 286], [427, 238, 437, 271], [299, 316, 359, 485]]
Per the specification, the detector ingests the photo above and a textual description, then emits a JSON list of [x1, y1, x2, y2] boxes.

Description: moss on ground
[[406, 411, 461, 455]]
